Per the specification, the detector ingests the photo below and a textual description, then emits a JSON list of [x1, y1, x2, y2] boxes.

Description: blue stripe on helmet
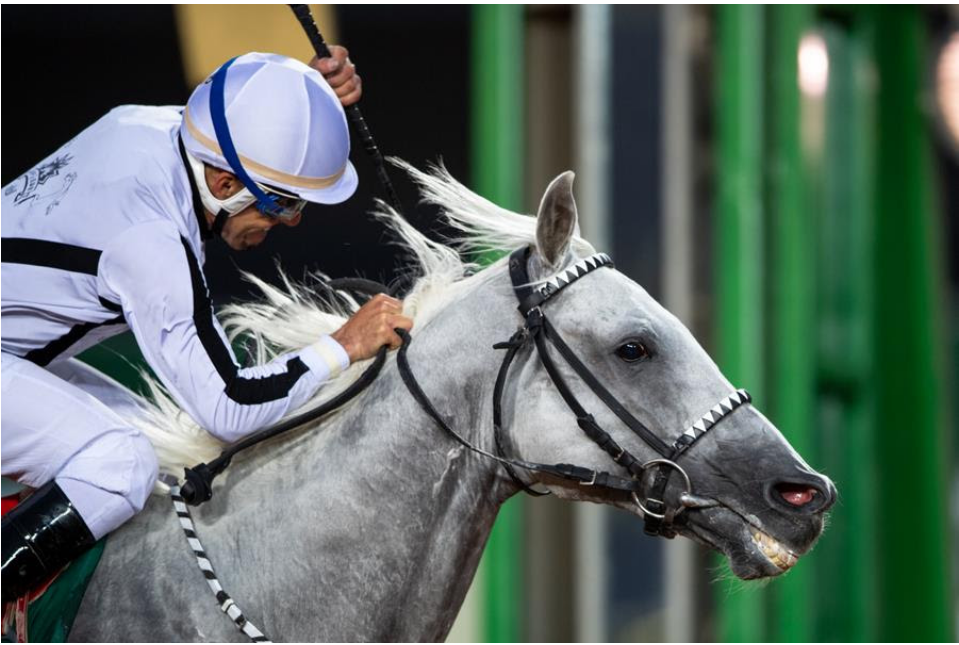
[[209, 57, 286, 218]]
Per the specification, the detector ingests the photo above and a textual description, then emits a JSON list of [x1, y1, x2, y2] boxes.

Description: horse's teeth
[[751, 529, 798, 570]]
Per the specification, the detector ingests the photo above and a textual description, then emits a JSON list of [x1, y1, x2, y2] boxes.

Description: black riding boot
[[2, 481, 96, 603]]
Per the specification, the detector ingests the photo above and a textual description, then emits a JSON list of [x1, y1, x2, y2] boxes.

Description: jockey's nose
[[767, 475, 836, 514], [279, 212, 303, 227]]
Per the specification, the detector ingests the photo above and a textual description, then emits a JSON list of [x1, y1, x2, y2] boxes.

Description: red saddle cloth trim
[[2, 495, 19, 517]]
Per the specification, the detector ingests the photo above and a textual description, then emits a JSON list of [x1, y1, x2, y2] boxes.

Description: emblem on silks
[[4, 154, 77, 215]]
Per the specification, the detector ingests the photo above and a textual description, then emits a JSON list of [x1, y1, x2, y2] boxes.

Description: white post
[[572, 5, 612, 643], [661, 5, 697, 644]]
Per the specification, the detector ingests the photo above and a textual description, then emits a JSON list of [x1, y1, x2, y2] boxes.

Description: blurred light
[[798, 33, 829, 98], [935, 31, 959, 153]]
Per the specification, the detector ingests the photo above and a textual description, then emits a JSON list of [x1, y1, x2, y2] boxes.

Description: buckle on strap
[[517, 292, 547, 317], [631, 458, 692, 520], [525, 306, 545, 332]]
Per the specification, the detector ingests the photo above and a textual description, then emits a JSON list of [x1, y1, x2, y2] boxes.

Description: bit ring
[[631, 458, 692, 518]]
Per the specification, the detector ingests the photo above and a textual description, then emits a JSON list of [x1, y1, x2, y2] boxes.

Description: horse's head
[[502, 171, 835, 580]]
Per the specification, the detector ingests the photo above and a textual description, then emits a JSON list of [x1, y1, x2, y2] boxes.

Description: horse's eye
[[616, 341, 649, 362]]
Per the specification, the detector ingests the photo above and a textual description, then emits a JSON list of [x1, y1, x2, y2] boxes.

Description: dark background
[[2, 5, 471, 304]]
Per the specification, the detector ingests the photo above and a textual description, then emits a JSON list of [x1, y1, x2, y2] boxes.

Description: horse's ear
[[534, 171, 580, 270]]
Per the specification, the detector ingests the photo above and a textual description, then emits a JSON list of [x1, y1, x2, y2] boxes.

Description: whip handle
[[288, 4, 403, 214]]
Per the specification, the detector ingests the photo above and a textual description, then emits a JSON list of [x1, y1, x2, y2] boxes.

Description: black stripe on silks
[[24, 314, 126, 367], [1, 238, 103, 275], [216, 591, 229, 604], [98, 296, 123, 313], [211, 210, 229, 237], [178, 135, 213, 241], [179, 237, 311, 405], [223, 358, 309, 404], [2, 238, 103, 275]]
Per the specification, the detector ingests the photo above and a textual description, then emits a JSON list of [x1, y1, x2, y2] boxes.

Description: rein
[[179, 278, 395, 506]]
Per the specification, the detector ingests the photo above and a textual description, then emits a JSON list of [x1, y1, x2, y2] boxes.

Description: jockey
[[1, 50, 413, 602]]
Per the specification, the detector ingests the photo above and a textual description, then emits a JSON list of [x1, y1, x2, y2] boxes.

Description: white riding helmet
[[180, 52, 357, 206]]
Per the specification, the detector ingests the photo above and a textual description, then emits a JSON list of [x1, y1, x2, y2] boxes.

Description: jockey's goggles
[[252, 184, 308, 220], [225, 182, 307, 220]]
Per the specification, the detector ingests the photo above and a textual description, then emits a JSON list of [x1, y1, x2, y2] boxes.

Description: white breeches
[[1, 352, 158, 539]]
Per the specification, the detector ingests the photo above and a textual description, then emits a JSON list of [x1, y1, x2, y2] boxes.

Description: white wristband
[[306, 335, 351, 379]]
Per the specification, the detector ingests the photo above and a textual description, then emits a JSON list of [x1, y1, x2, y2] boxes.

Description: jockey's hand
[[310, 45, 362, 107], [331, 293, 412, 363]]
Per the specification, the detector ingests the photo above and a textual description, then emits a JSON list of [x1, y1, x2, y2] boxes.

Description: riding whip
[[288, 4, 404, 215]]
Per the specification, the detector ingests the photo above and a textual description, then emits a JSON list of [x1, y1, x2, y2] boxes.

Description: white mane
[[132, 162, 596, 484]]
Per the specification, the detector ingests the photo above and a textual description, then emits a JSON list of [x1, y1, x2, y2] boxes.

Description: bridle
[[397, 246, 751, 537], [181, 245, 751, 536]]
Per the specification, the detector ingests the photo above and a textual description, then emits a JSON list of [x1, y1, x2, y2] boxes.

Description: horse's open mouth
[[678, 502, 804, 578]]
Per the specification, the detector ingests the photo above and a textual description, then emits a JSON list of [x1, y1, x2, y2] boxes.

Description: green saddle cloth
[[2, 540, 106, 643]]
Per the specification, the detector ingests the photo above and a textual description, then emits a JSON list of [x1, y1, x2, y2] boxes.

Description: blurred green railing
[[715, 5, 768, 641], [471, 5, 526, 643], [715, 5, 954, 642]]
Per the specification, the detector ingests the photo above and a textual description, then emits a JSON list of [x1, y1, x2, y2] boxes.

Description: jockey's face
[[219, 206, 303, 250], [204, 168, 303, 251]]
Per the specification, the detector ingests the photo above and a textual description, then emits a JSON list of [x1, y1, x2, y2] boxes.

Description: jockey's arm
[[98, 220, 350, 443]]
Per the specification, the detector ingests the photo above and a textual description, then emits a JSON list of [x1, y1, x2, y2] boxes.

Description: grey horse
[[68, 168, 835, 642]]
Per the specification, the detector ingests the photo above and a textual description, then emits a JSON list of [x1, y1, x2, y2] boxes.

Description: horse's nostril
[[775, 482, 818, 507]]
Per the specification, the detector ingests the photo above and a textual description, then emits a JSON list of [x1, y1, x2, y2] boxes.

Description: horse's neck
[[202, 283, 517, 639]]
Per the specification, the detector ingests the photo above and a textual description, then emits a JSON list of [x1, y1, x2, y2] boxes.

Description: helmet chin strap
[[183, 147, 254, 238]]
